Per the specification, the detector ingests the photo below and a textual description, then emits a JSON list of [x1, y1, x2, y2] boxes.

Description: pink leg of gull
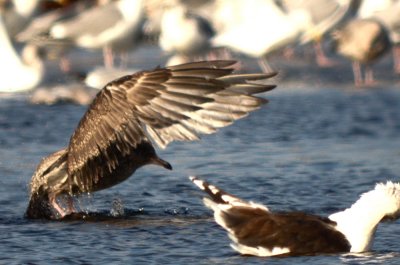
[[49, 194, 67, 218], [352, 61, 363, 87], [257, 58, 274, 73], [59, 55, 71, 73], [220, 48, 233, 60], [282, 47, 295, 60], [393, 45, 400, 74], [364, 65, 375, 86], [206, 50, 217, 61], [103, 46, 114, 69], [314, 41, 337, 67]]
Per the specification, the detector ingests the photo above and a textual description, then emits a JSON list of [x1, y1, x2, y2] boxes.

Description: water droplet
[[110, 198, 125, 217]]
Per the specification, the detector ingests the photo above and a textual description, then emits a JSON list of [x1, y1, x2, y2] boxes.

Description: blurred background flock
[[0, 0, 399, 103]]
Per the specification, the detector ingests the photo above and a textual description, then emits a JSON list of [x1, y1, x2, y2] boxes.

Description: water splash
[[110, 198, 125, 217]]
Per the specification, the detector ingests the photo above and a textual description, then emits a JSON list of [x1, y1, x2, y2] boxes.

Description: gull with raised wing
[[26, 60, 276, 219]]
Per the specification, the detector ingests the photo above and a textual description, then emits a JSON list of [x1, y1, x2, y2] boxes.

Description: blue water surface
[[0, 72, 400, 264]]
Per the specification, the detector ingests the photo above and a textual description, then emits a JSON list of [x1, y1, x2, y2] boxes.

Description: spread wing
[[67, 60, 276, 190]]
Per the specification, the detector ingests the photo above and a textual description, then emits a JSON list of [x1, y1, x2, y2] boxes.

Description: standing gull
[[210, 0, 310, 72], [49, 0, 145, 68], [26, 60, 276, 219], [190, 177, 400, 256], [280, 0, 360, 66], [357, 0, 400, 74], [16, 1, 98, 72], [159, 4, 215, 65], [332, 18, 391, 86]]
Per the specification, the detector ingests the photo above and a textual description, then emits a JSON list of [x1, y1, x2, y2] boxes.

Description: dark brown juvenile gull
[[26, 60, 276, 219], [190, 176, 400, 256]]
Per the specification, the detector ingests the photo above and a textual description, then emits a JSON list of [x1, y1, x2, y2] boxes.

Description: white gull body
[[159, 5, 214, 57], [0, 15, 44, 92], [329, 182, 400, 252], [211, 0, 310, 58], [84, 66, 137, 89]]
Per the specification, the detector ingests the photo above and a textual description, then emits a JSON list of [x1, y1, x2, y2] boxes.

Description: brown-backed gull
[[26, 60, 276, 219], [190, 176, 400, 256]]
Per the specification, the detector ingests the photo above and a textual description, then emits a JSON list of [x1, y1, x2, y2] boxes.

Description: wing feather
[[67, 61, 276, 190], [170, 68, 234, 78]]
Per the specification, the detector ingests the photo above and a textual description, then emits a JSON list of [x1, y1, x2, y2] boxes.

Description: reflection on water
[[341, 252, 400, 264]]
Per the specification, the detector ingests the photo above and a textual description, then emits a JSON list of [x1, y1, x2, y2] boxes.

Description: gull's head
[[374, 181, 400, 221]]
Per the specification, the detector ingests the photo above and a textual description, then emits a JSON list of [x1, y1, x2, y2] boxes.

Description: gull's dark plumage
[[189, 176, 351, 256], [190, 177, 400, 256], [26, 60, 276, 219]]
